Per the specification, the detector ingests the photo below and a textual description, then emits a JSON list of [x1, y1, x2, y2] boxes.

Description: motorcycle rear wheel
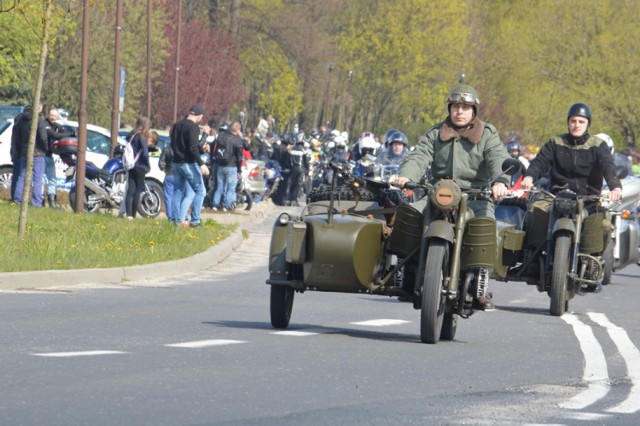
[[138, 180, 163, 218], [270, 285, 294, 328], [550, 231, 571, 316], [421, 239, 449, 344], [69, 185, 100, 213]]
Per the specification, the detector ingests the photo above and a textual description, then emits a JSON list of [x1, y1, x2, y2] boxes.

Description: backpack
[[213, 133, 235, 165], [122, 140, 141, 170]]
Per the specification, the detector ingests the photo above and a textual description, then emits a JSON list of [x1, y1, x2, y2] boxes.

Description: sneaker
[[189, 222, 202, 228], [211, 206, 218, 212], [180, 221, 189, 228], [222, 207, 228, 212]]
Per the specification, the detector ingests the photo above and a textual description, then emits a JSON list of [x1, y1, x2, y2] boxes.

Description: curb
[[0, 230, 245, 291], [0, 200, 274, 291]]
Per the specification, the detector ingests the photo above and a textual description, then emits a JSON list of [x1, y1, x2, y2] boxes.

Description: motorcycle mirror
[[501, 158, 521, 176]]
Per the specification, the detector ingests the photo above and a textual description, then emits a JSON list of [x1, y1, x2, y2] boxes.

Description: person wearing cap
[[391, 84, 510, 310], [169, 104, 210, 228]]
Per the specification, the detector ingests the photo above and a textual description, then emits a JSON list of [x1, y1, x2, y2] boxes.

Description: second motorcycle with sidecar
[[265, 159, 521, 344]]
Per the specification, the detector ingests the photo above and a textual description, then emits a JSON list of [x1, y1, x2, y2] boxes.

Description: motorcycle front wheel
[[138, 180, 163, 218], [602, 240, 614, 285], [235, 189, 253, 211], [421, 239, 450, 344], [270, 285, 294, 328], [550, 230, 571, 316], [69, 185, 101, 213]]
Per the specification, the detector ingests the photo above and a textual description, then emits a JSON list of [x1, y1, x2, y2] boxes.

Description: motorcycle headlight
[[554, 195, 577, 216], [430, 179, 461, 212]]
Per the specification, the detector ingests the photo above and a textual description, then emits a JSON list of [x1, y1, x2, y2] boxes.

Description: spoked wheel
[[270, 285, 294, 328], [602, 240, 614, 285], [421, 239, 450, 344], [138, 180, 163, 218], [69, 185, 100, 213], [550, 231, 571, 316]]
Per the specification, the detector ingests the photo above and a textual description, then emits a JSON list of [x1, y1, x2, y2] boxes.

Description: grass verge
[[0, 202, 236, 272]]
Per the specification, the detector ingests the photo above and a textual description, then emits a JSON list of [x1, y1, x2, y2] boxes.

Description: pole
[[146, 0, 152, 118], [110, 0, 123, 155], [76, 0, 90, 213], [172, 0, 182, 123]]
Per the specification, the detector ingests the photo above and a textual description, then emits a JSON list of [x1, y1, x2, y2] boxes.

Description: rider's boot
[[473, 267, 495, 311]]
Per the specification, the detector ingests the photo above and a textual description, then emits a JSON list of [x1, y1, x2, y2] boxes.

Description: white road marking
[[588, 312, 640, 414], [563, 412, 613, 421], [271, 331, 319, 336], [31, 350, 127, 357], [350, 319, 411, 327], [164, 339, 246, 348], [559, 313, 610, 410]]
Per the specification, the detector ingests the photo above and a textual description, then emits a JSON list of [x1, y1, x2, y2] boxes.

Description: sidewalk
[[0, 200, 275, 291]]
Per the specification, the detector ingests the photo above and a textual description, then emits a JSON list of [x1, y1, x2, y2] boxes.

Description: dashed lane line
[[588, 312, 640, 414], [164, 339, 246, 348], [30, 350, 128, 357], [270, 331, 320, 336], [559, 313, 610, 410]]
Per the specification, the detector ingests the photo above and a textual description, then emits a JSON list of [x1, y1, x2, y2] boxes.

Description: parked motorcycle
[[54, 139, 163, 218], [265, 159, 520, 344]]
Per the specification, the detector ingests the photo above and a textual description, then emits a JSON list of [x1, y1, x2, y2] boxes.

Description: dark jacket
[[159, 144, 173, 175], [130, 133, 150, 173], [170, 118, 203, 166], [214, 131, 243, 172], [525, 133, 621, 195], [17, 110, 49, 158], [45, 119, 72, 156]]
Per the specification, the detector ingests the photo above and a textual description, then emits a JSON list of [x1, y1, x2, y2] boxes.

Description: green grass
[[0, 202, 236, 272]]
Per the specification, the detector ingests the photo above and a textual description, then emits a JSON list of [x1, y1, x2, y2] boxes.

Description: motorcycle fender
[[617, 220, 640, 266], [286, 222, 307, 264], [552, 217, 575, 236], [268, 219, 291, 281], [424, 220, 455, 243]]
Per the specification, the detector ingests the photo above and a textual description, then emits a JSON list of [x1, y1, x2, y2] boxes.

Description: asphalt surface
[[0, 200, 276, 291]]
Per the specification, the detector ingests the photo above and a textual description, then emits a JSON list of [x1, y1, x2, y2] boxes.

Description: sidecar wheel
[[270, 285, 294, 328], [550, 231, 571, 316], [440, 312, 458, 341], [602, 240, 614, 285], [421, 239, 449, 344]]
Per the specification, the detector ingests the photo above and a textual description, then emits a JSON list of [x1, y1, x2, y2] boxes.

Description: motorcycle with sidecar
[[265, 159, 521, 343]]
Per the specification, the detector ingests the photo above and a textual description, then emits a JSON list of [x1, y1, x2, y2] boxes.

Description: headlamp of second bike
[[554, 192, 577, 216], [430, 179, 462, 212]]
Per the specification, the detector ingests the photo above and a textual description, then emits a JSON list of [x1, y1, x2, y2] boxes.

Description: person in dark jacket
[[520, 103, 622, 200], [10, 108, 27, 202], [124, 116, 152, 219], [13, 102, 49, 207], [212, 121, 243, 211], [170, 105, 210, 227]]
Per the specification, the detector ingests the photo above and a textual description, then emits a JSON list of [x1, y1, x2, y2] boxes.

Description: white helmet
[[596, 133, 614, 154], [359, 132, 376, 155], [334, 135, 347, 148]]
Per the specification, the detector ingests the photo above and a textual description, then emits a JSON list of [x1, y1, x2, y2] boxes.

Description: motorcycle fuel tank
[[102, 157, 123, 175], [302, 214, 384, 292]]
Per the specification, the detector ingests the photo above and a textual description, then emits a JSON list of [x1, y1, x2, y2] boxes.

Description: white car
[[0, 119, 165, 193]]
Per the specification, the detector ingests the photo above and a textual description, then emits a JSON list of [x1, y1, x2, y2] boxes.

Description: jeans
[[213, 166, 238, 209], [11, 159, 21, 202], [14, 156, 45, 207], [172, 163, 205, 225], [44, 156, 57, 196]]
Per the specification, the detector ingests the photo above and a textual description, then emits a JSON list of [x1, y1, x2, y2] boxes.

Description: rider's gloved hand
[[520, 176, 534, 190], [609, 187, 622, 201], [491, 182, 509, 200], [391, 176, 410, 188]]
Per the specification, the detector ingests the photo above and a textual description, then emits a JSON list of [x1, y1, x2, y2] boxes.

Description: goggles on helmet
[[447, 92, 477, 105]]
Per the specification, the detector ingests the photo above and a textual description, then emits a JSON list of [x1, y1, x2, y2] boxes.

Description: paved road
[[2, 206, 640, 425]]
